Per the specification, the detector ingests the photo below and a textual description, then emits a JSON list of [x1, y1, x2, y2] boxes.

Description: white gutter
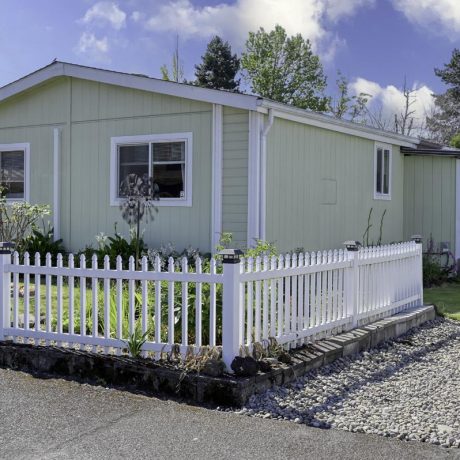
[[259, 109, 274, 241], [257, 100, 419, 148]]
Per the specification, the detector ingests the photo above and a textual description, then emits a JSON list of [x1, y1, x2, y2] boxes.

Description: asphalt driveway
[[0, 368, 457, 460]]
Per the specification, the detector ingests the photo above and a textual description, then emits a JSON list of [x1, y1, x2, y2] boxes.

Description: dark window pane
[[119, 145, 149, 165], [153, 142, 185, 162], [0, 151, 24, 199], [376, 148, 382, 193], [118, 145, 149, 197], [383, 150, 390, 194], [3, 182, 24, 198], [153, 163, 184, 198]]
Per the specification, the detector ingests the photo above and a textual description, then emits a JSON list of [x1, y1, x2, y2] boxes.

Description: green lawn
[[424, 283, 460, 320]]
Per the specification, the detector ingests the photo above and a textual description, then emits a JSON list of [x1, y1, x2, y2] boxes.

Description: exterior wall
[[221, 107, 249, 248], [265, 117, 405, 252], [0, 77, 214, 253], [0, 78, 69, 222], [403, 155, 456, 253]]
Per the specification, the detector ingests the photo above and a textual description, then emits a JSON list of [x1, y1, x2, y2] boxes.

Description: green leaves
[[241, 25, 329, 111], [195, 36, 240, 91], [0, 189, 50, 247]]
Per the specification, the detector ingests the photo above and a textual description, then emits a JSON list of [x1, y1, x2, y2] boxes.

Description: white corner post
[[344, 242, 360, 328], [221, 251, 243, 371], [247, 112, 262, 247], [0, 244, 12, 341], [259, 109, 274, 241], [211, 104, 223, 253], [53, 127, 61, 241]]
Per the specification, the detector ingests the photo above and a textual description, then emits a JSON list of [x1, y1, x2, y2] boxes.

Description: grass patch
[[424, 282, 460, 320]]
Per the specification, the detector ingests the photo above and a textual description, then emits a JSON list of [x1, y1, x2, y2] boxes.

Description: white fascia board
[[0, 63, 66, 102], [0, 62, 261, 111], [257, 101, 419, 148]]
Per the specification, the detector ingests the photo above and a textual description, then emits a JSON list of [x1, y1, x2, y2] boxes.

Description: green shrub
[[20, 222, 65, 264]]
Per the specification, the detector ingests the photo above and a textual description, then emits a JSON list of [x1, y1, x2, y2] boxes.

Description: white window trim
[[0, 142, 30, 202], [373, 142, 392, 201], [110, 133, 193, 207]]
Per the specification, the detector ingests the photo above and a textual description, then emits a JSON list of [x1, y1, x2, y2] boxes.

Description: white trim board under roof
[[0, 61, 418, 148]]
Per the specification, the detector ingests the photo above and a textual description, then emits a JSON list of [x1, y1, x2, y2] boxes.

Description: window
[[374, 143, 391, 200], [110, 133, 192, 206], [0, 143, 29, 201]]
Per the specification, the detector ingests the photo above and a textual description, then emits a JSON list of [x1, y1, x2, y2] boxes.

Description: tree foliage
[[160, 35, 186, 83], [241, 25, 329, 111], [330, 72, 370, 122], [194, 36, 240, 91], [427, 49, 460, 144]]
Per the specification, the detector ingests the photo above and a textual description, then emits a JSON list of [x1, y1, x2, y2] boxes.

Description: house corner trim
[[211, 104, 223, 253]]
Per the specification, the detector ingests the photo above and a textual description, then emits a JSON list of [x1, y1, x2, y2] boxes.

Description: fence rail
[[0, 240, 423, 370]]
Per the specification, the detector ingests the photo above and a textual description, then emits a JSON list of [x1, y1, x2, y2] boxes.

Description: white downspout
[[53, 127, 61, 242], [259, 109, 274, 241]]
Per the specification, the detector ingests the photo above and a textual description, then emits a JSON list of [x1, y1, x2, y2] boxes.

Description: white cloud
[[350, 77, 435, 129], [131, 11, 144, 23], [144, 0, 374, 55], [75, 32, 109, 61], [392, 0, 460, 35], [81, 1, 127, 30], [325, 0, 375, 22]]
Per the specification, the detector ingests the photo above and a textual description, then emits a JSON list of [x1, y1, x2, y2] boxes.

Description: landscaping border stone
[[0, 305, 435, 407]]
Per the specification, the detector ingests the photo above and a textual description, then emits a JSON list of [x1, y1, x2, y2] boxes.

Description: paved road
[[0, 369, 458, 460]]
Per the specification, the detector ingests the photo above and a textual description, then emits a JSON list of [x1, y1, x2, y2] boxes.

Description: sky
[[1, 0, 460, 124]]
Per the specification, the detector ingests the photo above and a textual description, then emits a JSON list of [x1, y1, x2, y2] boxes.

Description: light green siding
[[0, 77, 214, 253], [403, 155, 456, 252], [222, 107, 249, 248], [265, 118, 405, 252]]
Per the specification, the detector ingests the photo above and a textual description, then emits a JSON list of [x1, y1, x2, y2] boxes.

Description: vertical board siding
[[265, 118, 405, 252], [222, 107, 249, 248], [0, 77, 214, 253], [403, 155, 456, 250]]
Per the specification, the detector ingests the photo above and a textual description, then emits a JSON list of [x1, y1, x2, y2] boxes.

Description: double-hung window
[[111, 133, 192, 206], [0, 143, 29, 201], [374, 143, 391, 200]]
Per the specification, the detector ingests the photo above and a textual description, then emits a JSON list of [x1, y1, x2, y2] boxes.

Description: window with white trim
[[374, 143, 392, 200], [110, 133, 192, 206], [0, 143, 29, 200]]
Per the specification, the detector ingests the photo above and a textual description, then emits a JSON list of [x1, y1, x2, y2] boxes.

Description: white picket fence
[[0, 241, 423, 369]]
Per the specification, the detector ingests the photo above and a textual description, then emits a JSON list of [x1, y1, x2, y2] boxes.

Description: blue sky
[[1, 0, 459, 122]]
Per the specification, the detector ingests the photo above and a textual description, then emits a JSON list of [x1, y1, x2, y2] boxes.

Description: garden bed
[[0, 305, 435, 407]]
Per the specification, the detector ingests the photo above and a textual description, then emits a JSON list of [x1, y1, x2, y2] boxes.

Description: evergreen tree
[[427, 49, 460, 144], [241, 25, 329, 111], [194, 36, 240, 91]]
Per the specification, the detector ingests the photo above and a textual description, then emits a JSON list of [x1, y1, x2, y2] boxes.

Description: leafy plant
[[245, 239, 278, 259], [423, 235, 457, 287], [0, 188, 50, 247], [20, 221, 65, 263], [125, 324, 149, 358]]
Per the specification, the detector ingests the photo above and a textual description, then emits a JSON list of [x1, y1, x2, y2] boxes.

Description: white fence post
[[220, 249, 243, 371], [0, 243, 12, 341], [411, 235, 424, 306], [344, 241, 360, 328]]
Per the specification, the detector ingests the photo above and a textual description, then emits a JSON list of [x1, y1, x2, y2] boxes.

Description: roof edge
[[259, 100, 419, 148], [0, 61, 261, 111]]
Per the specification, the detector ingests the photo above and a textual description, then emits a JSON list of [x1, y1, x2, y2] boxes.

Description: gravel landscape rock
[[235, 318, 460, 449]]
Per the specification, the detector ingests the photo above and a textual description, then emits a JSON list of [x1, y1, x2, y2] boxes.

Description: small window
[[374, 144, 391, 200], [111, 133, 192, 206], [0, 144, 29, 200]]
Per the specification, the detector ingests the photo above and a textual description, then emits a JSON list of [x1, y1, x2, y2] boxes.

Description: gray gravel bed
[[235, 318, 460, 448]]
